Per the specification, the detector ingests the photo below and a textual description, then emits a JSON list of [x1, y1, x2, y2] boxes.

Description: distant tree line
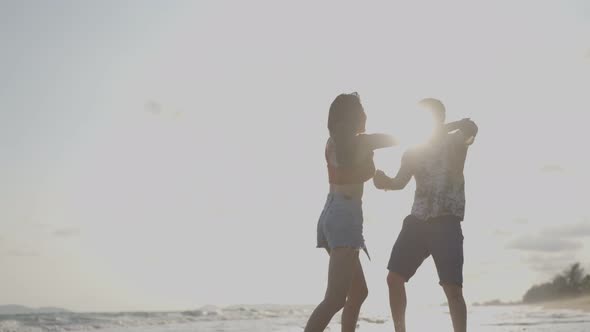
[[523, 263, 590, 303]]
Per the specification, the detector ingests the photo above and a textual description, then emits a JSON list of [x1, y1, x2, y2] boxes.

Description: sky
[[1, 0, 590, 312]]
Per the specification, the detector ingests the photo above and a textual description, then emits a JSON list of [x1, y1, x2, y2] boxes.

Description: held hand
[[459, 118, 478, 137], [460, 118, 472, 127], [446, 118, 471, 132], [373, 170, 390, 190]]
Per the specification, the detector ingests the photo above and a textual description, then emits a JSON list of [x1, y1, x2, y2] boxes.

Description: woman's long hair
[[327, 93, 366, 166]]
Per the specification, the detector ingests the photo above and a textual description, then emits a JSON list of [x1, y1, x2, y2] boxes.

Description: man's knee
[[442, 284, 464, 302], [387, 271, 406, 289]]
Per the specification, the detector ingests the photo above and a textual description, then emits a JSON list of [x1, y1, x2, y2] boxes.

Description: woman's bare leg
[[304, 248, 359, 332], [341, 258, 368, 332]]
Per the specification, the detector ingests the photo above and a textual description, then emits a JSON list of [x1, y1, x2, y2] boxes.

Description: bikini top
[[325, 138, 375, 185]]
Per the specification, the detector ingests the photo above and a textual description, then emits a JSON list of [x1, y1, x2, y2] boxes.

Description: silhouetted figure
[[373, 98, 478, 332], [305, 93, 396, 332]]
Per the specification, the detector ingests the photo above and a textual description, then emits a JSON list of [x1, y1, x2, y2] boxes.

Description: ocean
[[1, 304, 589, 332]]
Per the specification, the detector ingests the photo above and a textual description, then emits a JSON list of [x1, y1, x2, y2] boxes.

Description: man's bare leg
[[387, 272, 407, 332], [442, 284, 466, 332], [341, 259, 368, 332], [304, 248, 359, 332]]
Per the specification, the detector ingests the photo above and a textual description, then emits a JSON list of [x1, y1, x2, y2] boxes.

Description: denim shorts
[[388, 214, 464, 286], [316, 193, 369, 259]]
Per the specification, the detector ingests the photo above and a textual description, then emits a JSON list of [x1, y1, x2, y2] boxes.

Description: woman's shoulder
[[325, 137, 335, 152]]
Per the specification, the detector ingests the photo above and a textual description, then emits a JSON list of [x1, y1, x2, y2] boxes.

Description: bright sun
[[395, 104, 435, 148]]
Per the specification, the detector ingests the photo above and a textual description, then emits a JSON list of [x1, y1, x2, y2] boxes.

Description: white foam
[[1, 304, 589, 332]]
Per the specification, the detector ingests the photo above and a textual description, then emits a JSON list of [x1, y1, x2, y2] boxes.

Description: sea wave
[[1, 304, 589, 332], [0, 305, 315, 332]]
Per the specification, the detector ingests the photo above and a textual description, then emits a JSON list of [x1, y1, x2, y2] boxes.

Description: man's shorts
[[388, 214, 464, 287]]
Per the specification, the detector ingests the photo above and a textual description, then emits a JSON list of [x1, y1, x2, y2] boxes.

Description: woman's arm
[[359, 133, 398, 151], [373, 151, 414, 191]]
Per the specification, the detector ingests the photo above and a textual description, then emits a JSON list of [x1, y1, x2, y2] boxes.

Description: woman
[[305, 93, 396, 332]]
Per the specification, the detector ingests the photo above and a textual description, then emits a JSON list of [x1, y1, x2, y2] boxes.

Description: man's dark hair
[[419, 98, 446, 122]]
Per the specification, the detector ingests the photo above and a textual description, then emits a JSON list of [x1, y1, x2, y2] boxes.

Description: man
[[373, 98, 478, 332]]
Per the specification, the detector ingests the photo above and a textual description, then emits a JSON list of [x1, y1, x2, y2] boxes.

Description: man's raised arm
[[445, 118, 478, 145]]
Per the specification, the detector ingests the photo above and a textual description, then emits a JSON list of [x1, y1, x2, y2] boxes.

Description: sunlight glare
[[396, 103, 434, 148]]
